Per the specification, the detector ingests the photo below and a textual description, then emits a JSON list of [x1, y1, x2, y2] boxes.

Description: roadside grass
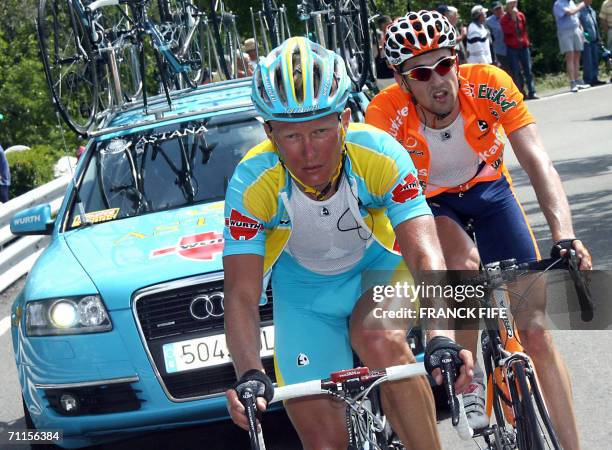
[[535, 72, 569, 94], [535, 62, 611, 95]]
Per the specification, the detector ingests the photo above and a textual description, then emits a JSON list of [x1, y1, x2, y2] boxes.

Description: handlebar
[[470, 251, 594, 322]]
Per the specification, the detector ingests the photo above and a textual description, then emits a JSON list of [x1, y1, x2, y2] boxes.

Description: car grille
[[134, 276, 275, 400], [136, 279, 273, 341]]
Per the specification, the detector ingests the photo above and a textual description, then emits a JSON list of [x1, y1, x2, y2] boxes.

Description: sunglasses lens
[[410, 68, 433, 81], [435, 59, 455, 76]]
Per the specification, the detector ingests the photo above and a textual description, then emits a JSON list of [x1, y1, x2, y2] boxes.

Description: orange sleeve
[[481, 65, 535, 135], [364, 85, 409, 137]]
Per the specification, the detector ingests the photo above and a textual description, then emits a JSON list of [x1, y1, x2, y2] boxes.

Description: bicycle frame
[[475, 266, 562, 450]]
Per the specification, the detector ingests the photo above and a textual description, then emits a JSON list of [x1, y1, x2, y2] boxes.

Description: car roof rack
[[88, 78, 254, 139]]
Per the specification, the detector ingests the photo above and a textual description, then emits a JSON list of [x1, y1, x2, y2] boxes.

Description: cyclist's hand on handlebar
[[424, 336, 474, 393], [226, 369, 274, 431], [551, 238, 592, 270]]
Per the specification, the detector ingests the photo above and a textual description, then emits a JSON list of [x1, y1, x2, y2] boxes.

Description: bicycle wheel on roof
[[334, 0, 372, 89], [38, 0, 98, 135]]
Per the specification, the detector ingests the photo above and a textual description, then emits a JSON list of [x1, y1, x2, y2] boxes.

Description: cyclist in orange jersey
[[365, 10, 592, 450]]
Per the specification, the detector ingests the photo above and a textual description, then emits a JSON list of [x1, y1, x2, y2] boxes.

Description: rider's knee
[[351, 329, 414, 367], [520, 327, 555, 358]]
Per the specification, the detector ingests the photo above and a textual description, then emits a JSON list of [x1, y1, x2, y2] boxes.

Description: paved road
[[1, 85, 611, 449]]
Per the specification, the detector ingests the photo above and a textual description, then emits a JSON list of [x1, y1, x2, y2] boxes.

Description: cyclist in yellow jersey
[[365, 10, 592, 450], [223, 37, 474, 449]]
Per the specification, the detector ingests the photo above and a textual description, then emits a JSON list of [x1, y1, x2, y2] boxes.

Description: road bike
[[445, 249, 593, 450], [240, 362, 473, 450]]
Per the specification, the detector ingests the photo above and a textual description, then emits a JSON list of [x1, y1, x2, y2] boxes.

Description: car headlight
[[26, 295, 112, 336]]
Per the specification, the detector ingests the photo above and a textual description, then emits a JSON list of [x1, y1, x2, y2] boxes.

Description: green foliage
[[0, 0, 78, 194], [5, 144, 63, 198]]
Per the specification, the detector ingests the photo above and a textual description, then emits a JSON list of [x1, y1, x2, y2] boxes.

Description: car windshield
[[67, 113, 267, 229]]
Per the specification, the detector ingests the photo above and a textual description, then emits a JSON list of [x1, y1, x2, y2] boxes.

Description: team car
[[9, 78, 375, 448]]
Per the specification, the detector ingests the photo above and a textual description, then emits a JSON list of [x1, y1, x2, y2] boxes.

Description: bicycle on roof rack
[[37, 0, 219, 136], [209, 0, 250, 80], [296, 0, 377, 90], [254, 0, 291, 51]]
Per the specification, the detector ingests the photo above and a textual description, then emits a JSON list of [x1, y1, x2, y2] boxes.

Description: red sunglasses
[[400, 56, 457, 82]]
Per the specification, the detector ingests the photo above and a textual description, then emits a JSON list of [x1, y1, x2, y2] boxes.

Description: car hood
[[64, 202, 226, 309]]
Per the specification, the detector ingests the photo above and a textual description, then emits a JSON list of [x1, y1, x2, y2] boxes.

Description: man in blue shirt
[[486, 2, 509, 72], [553, 0, 591, 92], [579, 0, 606, 85], [0, 145, 10, 203]]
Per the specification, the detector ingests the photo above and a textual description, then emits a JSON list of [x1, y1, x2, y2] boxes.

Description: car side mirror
[[10, 204, 54, 236]]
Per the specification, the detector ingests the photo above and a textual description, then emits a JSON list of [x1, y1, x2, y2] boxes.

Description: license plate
[[162, 326, 275, 374]]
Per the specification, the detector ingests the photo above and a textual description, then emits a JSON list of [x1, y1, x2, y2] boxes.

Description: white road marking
[[0, 316, 11, 336]]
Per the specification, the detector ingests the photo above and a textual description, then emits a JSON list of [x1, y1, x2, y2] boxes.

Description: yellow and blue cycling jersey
[[223, 122, 432, 278], [223, 122, 432, 384]]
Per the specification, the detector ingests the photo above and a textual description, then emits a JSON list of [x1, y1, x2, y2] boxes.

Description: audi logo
[[189, 292, 224, 320]]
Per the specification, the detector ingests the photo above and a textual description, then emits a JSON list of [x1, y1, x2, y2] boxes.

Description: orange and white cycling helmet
[[384, 10, 456, 67]]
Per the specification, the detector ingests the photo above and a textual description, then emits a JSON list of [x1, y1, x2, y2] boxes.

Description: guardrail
[[0, 176, 70, 293]]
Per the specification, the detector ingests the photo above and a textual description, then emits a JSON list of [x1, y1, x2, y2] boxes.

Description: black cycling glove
[[233, 369, 274, 403], [550, 238, 577, 260], [424, 336, 464, 376]]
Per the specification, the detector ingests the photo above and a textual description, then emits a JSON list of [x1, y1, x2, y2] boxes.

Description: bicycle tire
[[511, 361, 560, 450], [334, 0, 372, 89], [38, 0, 98, 135], [262, 0, 280, 48]]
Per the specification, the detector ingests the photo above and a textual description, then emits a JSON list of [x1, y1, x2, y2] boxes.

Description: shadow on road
[[510, 154, 612, 186]]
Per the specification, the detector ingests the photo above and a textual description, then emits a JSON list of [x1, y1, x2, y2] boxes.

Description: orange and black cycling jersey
[[365, 64, 535, 197]]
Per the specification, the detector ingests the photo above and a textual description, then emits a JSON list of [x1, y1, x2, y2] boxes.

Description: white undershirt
[[287, 177, 371, 275], [422, 113, 480, 188]]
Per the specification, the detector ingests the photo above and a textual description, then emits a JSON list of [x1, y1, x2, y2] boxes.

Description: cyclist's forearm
[[225, 295, 265, 376], [395, 217, 455, 341], [530, 165, 575, 242], [509, 124, 576, 241]]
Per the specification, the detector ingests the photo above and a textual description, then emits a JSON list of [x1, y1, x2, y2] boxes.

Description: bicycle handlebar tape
[[424, 336, 464, 375], [271, 380, 325, 403], [386, 362, 427, 382], [234, 369, 274, 403]]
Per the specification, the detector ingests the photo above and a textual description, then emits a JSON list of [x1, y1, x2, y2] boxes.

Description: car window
[[67, 114, 267, 229]]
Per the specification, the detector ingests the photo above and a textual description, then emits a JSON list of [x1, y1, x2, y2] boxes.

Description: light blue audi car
[[9, 79, 373, 448]]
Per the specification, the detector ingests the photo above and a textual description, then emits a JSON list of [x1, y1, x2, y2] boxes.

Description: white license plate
[[162, 326, 275, 373]]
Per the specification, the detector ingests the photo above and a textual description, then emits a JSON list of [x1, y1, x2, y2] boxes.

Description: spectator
[[501, 0, 538, 99], [0, 146, 9, 204], [601, 0, 612, 53], [467, 5, 492, 64], [0, 113, 9, 204], [374, 15, 394, 79], [580, 0, 606, 85], [244, 38, 258, 71], [553, 0, 591, 92], [446, 6, 468, 63], [486, 2, 510, 72]]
